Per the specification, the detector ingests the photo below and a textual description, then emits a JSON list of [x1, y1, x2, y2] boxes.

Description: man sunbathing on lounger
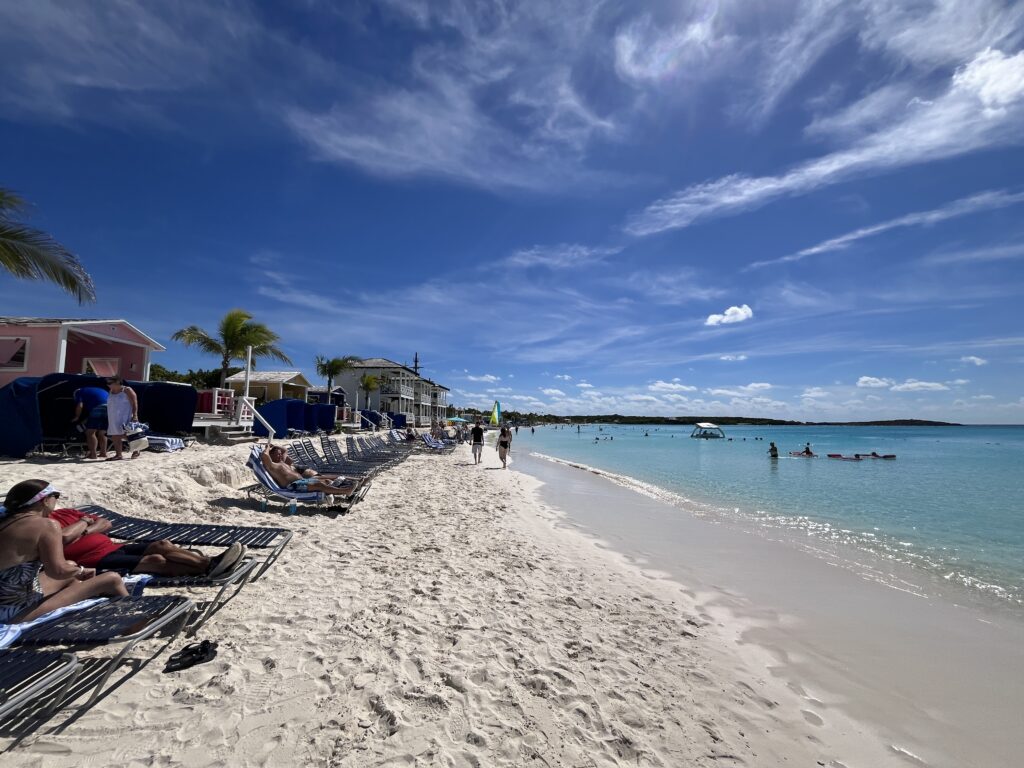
[[262, 445, 362, 496], [51, 507, 245, 578]]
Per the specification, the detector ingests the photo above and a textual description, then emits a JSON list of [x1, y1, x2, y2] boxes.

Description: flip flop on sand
[[164, 640, 218, 673]]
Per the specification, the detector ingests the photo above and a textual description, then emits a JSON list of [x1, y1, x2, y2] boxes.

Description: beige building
[[224, 370, 312, 403]]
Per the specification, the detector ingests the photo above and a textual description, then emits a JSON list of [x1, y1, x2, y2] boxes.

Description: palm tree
[[314, 355, 361, 391], [359, 373, 379, 411], [0, 187, 96, 303], [171, 309, 292, 386]]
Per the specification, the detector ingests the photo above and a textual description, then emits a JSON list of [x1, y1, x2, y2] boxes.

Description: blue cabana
[[253, 398, 314, 437], [0, 374, 198, 458]]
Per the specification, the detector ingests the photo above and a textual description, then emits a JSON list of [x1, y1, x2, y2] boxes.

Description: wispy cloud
[[507, 244, 621, 269], [648, 379, 697, 393], [626, 49, 1024, 235], [749, 189, 1024, 269], [705, 304, 753, 326], [540, 387, 565, 396], [960, 356, 988, 366], [923, 242, 1024, 265], [467, 374, 501, 382], [890, 379, 949, 392], [719, 354, 747, 361], [284, 2, 619, 190]]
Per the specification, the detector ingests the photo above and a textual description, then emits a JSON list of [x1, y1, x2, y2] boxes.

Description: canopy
[[694, 422, 719, 429], [447, 416, 468, 422], [0, 374, 198, 458]]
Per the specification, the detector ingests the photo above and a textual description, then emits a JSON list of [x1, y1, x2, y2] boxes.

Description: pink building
[[0, 317, 165, 388]]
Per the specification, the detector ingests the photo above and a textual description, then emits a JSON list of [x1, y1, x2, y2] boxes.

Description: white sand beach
[[2, 440, 917, 767]]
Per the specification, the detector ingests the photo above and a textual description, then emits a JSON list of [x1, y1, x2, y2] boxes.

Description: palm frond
[[0, 220, 96, 303]]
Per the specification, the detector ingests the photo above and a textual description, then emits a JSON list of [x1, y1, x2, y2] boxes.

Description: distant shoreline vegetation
[[460, 411, 962, 427]]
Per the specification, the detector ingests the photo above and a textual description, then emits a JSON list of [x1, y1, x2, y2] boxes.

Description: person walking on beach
[[470, 420, 485, 464], [72, 381, 109, 460], [496, 425, 512, 469], [768, 441, 779, 458], [105, 376, 140, 460]]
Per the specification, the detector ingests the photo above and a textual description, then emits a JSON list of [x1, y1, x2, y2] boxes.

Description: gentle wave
[[528, 451, 1020, 607]]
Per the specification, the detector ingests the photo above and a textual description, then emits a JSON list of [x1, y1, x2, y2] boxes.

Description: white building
[[335, 357, 449, 427]]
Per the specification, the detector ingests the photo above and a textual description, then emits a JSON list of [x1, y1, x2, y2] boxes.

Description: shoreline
[[2, 440, 1018, 765], [512, 447, 1024, 768]]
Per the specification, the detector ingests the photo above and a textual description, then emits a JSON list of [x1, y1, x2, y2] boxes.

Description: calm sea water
[[516, 424, 1024, 608]]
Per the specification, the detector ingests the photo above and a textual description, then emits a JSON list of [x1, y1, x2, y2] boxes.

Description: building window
[[0, 337, 29, 371], [83, 358, 120, 377]]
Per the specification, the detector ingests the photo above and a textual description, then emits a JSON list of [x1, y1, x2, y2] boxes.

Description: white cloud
[[719, 354, 748, 361], [890, 379, 949, 392], [540, 388, 565, 397], [947, 379, 970, 386], [857, 376, 893, 388], [706, 382, 773, 397], [648, 380, 697, 393], [705, 304, 753, 326], [960, 355, 989, 366], [554, 374, 573, 381], [626, 49, 1024, 236], [577, 382, 594, 388], [802, 387, 829, 398], [507, 244, 621, 269], [467, 374, 500, 383], [622, 268, 724, 305], [284, 3, 619, 190], [924, 243, 1024, 265], [749, 189, 1024, 269], [972, 394, 995, 400]]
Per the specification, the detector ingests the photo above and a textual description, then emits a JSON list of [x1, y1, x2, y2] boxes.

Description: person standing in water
[[768, 441, 779, 458]]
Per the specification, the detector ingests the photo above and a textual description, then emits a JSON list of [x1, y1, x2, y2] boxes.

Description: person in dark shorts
[[72, 383, 110, 460], [470, 421, 485, 464], [51, 507, 245, 578]]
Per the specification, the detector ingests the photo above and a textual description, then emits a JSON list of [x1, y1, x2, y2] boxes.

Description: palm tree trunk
[[220, 356, 231, 387]]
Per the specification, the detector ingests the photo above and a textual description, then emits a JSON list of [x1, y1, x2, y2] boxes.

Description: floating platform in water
[[690, 422, 726, 439]]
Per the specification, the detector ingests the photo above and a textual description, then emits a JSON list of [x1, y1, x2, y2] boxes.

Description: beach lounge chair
[[4, 596, 193, 707], [421, 434, 455, 452], [76, 504, 292, 582], [244, 446, 370, 512], [294, 439, 386, 476], [344, 436, 404, 467], [0, 650, 78, 724]]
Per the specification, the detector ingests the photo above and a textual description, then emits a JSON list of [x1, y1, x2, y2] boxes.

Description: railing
[[384, 384, 414, 398], [232, 396, 256, 425]]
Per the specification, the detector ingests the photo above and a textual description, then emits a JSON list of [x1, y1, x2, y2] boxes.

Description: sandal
[[163, 639, 219, 673]]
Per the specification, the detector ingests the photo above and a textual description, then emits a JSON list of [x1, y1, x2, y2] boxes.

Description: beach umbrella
[[448, 416, 468, 422]]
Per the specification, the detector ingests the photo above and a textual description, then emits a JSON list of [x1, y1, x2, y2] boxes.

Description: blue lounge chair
[[77, 504, 292, 582], [243, 445, 369, 512], [0, 650, 78, 724], [6, 596, 193, 707]]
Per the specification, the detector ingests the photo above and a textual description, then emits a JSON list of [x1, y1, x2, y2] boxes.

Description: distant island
[[481, 412, 962, 427]]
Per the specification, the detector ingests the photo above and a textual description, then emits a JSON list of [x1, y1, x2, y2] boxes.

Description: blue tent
[[0, 374, 198, 458]]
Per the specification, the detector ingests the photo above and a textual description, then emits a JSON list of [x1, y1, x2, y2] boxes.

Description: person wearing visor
[[0, 479, 128, 624]]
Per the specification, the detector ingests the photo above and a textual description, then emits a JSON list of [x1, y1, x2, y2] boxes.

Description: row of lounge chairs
[[242, 431, 422, 513], [0, 504, 293, 734], [2, 427, 447, 734]]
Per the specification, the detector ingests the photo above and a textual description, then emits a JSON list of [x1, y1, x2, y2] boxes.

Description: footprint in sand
[[801, 709, 824, 726]]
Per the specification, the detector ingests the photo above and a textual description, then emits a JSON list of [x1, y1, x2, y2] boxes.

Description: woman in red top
[[50, 508, 244, 578]]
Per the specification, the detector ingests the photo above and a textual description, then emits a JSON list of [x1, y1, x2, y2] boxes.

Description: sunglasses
[[47, 492, 61, 500]]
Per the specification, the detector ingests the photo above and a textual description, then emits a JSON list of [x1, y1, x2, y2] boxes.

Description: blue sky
[[1, 0, 1023, 422]]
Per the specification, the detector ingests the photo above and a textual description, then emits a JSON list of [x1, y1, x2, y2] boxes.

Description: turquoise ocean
[[517, 424, 1024, 610]]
